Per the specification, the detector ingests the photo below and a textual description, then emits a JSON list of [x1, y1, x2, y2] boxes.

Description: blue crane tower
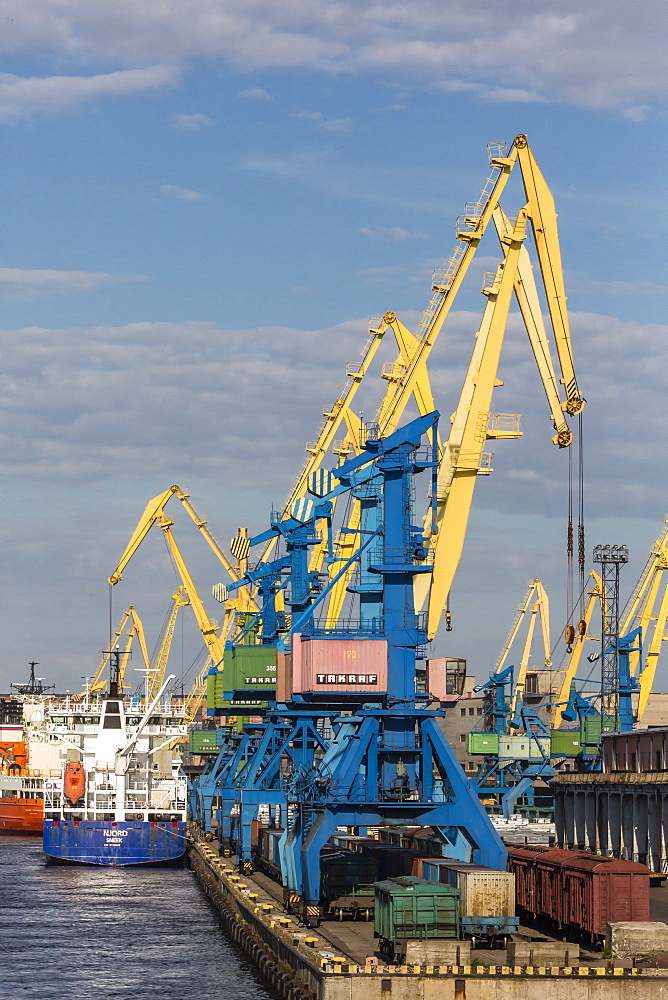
[[200, 411, 506, 924]]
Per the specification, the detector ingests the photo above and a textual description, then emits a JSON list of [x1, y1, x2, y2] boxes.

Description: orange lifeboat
[[63, 761, 86, 806]]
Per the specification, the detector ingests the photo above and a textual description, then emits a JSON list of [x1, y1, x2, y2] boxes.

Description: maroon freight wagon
[[507, 845, 650, 942]]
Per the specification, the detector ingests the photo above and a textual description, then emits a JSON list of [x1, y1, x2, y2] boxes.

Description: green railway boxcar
[[321, 850, 379, 919], [321, 850, 379, 900], [581, 715, 618, 746], [374, 876, 460, 961]]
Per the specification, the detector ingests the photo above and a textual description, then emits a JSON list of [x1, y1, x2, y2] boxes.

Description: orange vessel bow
[[0, 742, 44, 835]]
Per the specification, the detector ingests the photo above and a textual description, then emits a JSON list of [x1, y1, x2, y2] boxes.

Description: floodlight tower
[[593, 544, 629, 722]]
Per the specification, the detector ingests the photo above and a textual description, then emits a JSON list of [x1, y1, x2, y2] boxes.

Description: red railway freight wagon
[[507, 845, 650, 942]]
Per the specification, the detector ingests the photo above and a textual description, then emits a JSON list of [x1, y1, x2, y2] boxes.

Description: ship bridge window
[[103, 702, 122, 729]]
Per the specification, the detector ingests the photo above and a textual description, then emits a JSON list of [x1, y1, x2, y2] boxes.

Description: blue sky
[[0, 0, 666, 697]]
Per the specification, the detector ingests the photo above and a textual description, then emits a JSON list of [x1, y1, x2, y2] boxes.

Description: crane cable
[[577, 412, 586, 615], [566, 412, 586, 649], [567, 444, 574, 628]]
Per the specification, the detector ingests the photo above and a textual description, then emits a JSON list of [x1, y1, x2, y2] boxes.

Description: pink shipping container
[[276, 651, 292, 702], [290, 634, 388, 694]]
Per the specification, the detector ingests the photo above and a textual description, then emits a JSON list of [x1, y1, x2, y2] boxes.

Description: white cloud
[[1, 308, 666, 691], [236, 87, 273, 100], [290, 110, 352, 131], [357, 265, 406, 286], [567, 273, 666, 298], [0, 311, 664, 520], [239, 152, 452, 214], [170, 111, 213, 130], [0, 2, 663, 114], [321, 117, 352, 132], [0, 66, 177, 122], [434, 79, 547, 104], [359, 226, 427, 241], [160, 184, 208, 201], [0, 268, 148, 300]]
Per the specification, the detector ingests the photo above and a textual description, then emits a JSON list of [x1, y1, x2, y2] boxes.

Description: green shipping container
[[374, 877, 460, 961], [207, 672, 223, 708], [223, 646, 277, 694], [468, 732, 499, 755], [188, 730, 220, 753], [224, 645, 277, 692], [550, 730, 583, 755]]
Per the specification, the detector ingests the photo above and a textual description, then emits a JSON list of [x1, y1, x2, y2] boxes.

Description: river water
[[0, 836, 280, 1000]]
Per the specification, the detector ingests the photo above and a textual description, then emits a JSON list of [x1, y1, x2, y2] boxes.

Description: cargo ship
[[43, 664, 189, 866], [0, 669, 61, 834], [0, 747, 46, 834]]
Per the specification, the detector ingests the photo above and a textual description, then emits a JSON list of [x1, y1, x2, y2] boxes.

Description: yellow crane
[[306, 136, 584, 637], [109, 511, 227, 670], [552, 571, 603, 729], [620, 518, 668, 721], [550, 521, 668, 727], [419, 140, 584, 640], [108, 482, 260, 641], [550, 521, 668, 728], [110, 511, 234, 724], [255, 140, 537, 619], [147, 586, 190, 700], [492, 579, 552, 720], [109, 485, 253, 601], [75, 606, 150, 700]]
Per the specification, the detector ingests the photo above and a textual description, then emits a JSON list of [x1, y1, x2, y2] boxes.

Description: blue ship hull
[[43, 819, 186, 867]]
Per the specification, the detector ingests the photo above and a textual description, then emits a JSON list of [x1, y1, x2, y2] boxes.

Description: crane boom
[[493, 207, 574, 445], [376, 145, 519, 437], [552, 571, 603, 728], [515, 139, 584, 418], [76, 606, 149, 699], [148, 586, 190, 700], [637, 581, 668, 721], [417, 139, 585, 638], [259, 319, 389, 567], [618, 518, 668, 721], [507, 580, 551, 718], [423, 210, 529, 639], [109, 487, 180, 585], [157, 516, 226, 669], [108, 483, 255, 601]]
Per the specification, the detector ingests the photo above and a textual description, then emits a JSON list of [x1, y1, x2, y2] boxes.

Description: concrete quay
[[187, 837, 668, 999]]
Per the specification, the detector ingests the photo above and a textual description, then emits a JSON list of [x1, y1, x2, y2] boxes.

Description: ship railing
[[13, 768, 61, 778]]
